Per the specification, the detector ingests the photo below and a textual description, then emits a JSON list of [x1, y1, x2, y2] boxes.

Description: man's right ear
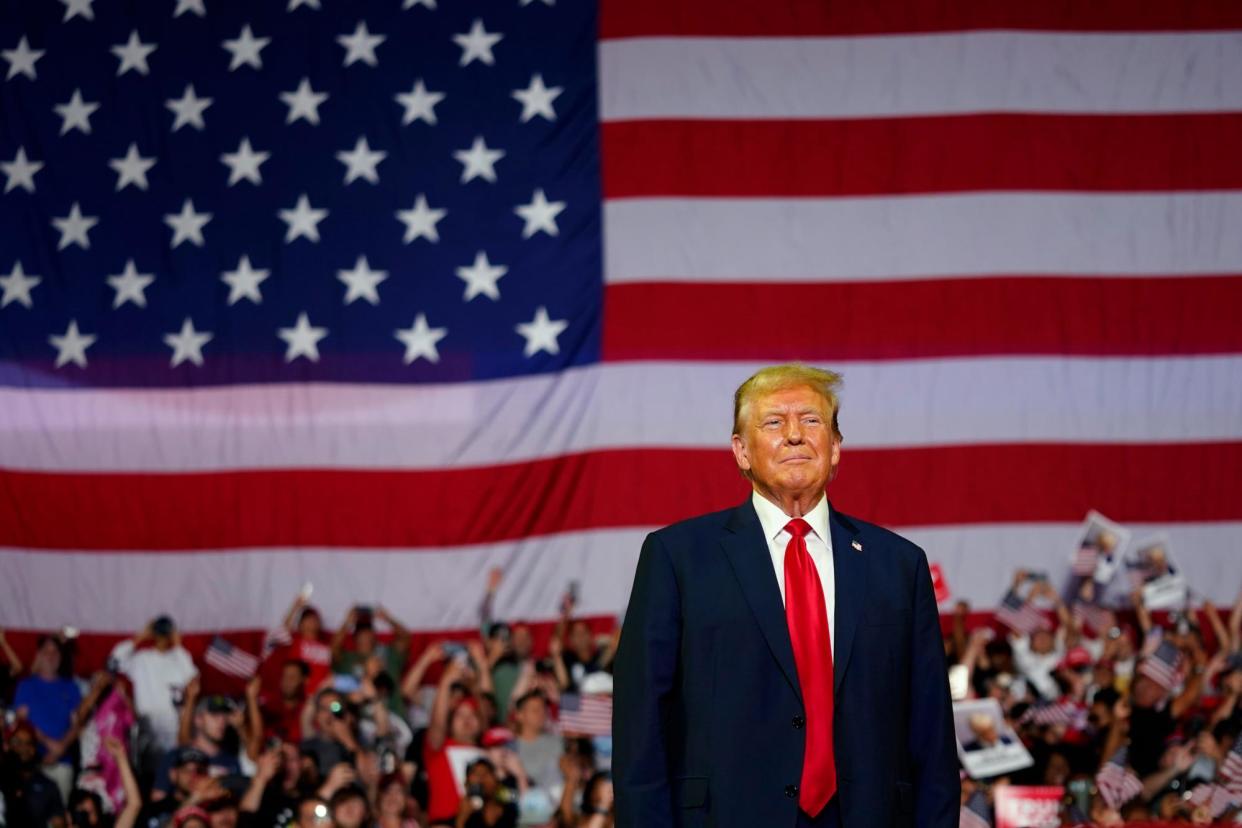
[[731, 434, 751, 472]]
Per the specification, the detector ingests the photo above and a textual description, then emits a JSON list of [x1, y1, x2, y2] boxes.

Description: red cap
[[482, 726, 515, 747]]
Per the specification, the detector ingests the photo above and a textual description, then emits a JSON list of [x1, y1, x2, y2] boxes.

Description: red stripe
[[599, 0, 1242, 38], [601, 277, 1242, 360], [601, 115, 1242, 198], [2, 443, 1239, 550]]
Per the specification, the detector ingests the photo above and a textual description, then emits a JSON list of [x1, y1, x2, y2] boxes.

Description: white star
[[106, 259, 155, 308], [395, 194, 447, 244], [49, 320, 97, 369], [51, 202, 98, 250], [109, 143, 156, 191], [337, 255, 388, 305], [280, 78, 328, 125], [221, 255, 269, 305], [2, 147, 43, 193], [3, 36, 45, 81], [453, 136, 505, 184], [455, 251, 506, 302], [222, 24, 269, 71], [335, 136, 386, 185], [164, 198, 212, 247], [287, 0, 321, 10], [166, 84, 212, 131], [60, 0, 96, 22], [54, 89, 99, 135], [164, 318, 213, 367], [394, 79, 444, 126], [112, 30, 157, 76], [512, 73, 562, 123], [515, 306, 568, 357], [515, 188, 566, 238], [337, 20, 385, 67], [394, 314, 447, 364], [453, 19, 502, 67], [0, 261, 41, 309], [173, 0, 206, 17], [220, 137, 269, 186], [279, 194, 328, 243], [404, 0, 436, 8], [278, 312, 328, 363]]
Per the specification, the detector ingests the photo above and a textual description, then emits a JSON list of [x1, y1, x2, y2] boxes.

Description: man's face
[[516, 696, 548, 732], [196, 710, 228, 743], [35, 639, 62, 674], [315, 692, 341, 731], [355, 627, 376, 654], [332, 795, 367, 828], [280, 664, 306, 698], [1030, 629, 1054, 654], [9, 729, 37, 765], [1133, 675, 1167, 708], [172, 762, 207, 796], [569, 621, 592, 654], [731, 385, 839, 505], [512, 626, 533, 658]]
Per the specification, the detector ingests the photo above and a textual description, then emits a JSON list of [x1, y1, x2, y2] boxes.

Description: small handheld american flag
[[204, 634, 260, 679], [1095, 746, 1142, 811], [958, 789, 993, 828], [995, 588, 1050, 636], [556, 692, 612, 737]]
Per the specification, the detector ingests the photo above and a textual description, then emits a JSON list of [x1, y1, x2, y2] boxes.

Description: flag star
[[0, 261, 41, 309], [164, 318, 212, 367], [51, 202, 98, 250], [221, 255, 270, 305], [453, 136, 505, 184], [164, 198, 212, 247], [287, 0, 321, 10], [404, 0, 436, 8], [279, 194, 329, 243], [512, 73, 562, 123], [2, 147, 43, 193], [106, 259, 155, 308], [112, 30, 157, 75], [278, 312, 328, 363], [455, 251, 506, 302], [280, 78, 329, 125], [49, 320, 96, 369], [109, 143, 156, 191], [54, 89, 99, 135], [336, 136, 386, 185], [396, 194, 446, 244], [60, 0, 96, 22], [453, 19, 502, 67], [173, 0, 206, 17], [3, 36, 45, 81], [394, 79, 444, 126], [222, 25, 270, 71], [220, 137, 269, 186], [337, 255, 388, 305], [515, 188, 566, 238], [395, 314, 447, 364], [515, 306, 568, 357], [337, 21, 385, 67], [166, 84, 212, 131]]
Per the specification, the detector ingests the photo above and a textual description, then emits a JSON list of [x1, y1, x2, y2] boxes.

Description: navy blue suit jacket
[[613, 498, 959, 828]]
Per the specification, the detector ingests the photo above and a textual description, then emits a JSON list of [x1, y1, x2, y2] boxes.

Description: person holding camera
[[108, 615, 198, 755], [455, 758, 517, 828]]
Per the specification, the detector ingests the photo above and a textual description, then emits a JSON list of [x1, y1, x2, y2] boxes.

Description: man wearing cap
[[109, 614, 198, 752], [152, 682, 243, 799], [139, 746, 211, 827], [614, 364, 958, 828]]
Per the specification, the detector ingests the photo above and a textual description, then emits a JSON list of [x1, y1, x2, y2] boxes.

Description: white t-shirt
[[109, 639, 198, 750]]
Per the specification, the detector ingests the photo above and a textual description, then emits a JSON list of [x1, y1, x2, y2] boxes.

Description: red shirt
[[423, 738, 483, 823]]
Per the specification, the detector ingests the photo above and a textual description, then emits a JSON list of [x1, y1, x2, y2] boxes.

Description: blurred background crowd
[[2, 560, 1241, 828]]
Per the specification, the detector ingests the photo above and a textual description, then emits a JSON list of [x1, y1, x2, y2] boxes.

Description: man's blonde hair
[[732, 363, 843, 440]]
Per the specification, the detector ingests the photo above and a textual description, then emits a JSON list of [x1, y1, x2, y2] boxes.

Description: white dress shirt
[[752, 491, 837, 656]]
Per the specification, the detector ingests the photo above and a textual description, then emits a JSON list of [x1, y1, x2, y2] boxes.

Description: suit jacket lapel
[[721, 499, 803, 702], [829, 505, 866, 694]]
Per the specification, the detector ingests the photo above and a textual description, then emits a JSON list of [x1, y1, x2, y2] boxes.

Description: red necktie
[[783, 518, 836, 817]]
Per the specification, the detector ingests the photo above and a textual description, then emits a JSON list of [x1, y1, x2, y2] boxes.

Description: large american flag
[[1, 0, 1241, 660]]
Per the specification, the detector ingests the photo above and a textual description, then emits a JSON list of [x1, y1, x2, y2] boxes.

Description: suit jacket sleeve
[[907, 545, 962, 828], [613, 532, 682, 828]]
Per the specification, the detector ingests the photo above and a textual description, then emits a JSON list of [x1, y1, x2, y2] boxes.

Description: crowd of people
[[2, 560, 1241, 828]]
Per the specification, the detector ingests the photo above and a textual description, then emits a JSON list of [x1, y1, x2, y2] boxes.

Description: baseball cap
[[171, 746, 210, 768]]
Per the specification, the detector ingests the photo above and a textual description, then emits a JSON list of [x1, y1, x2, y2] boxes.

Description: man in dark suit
[[613, 364, 959, 828]]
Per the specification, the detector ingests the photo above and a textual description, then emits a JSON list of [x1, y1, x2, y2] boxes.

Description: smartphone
[[567, 580, 580, 605], [299, 581, 314, 601], [442, 641, 467, 659]]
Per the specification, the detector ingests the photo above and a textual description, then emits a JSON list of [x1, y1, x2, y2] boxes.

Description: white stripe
[[604, 194, 1242, 282], [1, 522, 1238, 633], [1, 356, 1240, 471], [599, 32, 1242, 120]]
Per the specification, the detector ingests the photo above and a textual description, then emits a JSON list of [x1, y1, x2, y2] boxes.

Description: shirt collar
[[751, 490, 831, 544]]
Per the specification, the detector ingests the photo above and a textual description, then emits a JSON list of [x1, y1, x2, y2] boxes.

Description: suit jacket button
[[785, 784, 798, 798], [792, 715, 805, 729]]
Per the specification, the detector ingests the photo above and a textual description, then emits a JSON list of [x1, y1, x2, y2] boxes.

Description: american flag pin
[[851, 540, 863, 551]]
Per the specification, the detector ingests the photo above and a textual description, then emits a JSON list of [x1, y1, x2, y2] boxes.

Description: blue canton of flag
[[0, 0, 601, 387]]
